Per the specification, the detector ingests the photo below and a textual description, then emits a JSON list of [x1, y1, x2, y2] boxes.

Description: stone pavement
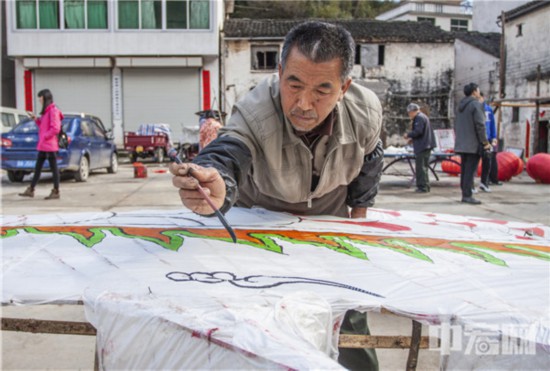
[[1, 157, 549, 370]]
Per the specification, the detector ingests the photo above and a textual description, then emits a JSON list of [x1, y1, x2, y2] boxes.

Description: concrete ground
[[1, 157, 549, 370]]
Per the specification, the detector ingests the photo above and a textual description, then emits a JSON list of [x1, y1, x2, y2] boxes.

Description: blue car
[[1, 113, 118, 182]]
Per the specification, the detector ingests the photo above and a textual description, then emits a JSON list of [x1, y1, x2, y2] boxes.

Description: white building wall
[[378, 43, 454, 92], [223, 40, 278, 113], [454, 39, 499, 109], [375, 1, 471, 31], [501, 5, 550, 155], [5, 2, 219, 57], [472, 0, 529, 33]]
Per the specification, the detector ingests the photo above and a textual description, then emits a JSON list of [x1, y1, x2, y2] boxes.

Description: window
[[91, 120, 106, 138], [16, 0, 108, 29], [451, 19, 468, 31], [435, 4, 443, 13], [355, 44, 361, 64], [16, 0, 60, 29], [80, 121, 94, 137], [416, 3, 424, 12], [251, 45, 279, 71], [118, 0, 210, 30], [1, 113, 17, 129], [417, 17, 435, 25], [512, 107, 519, 122], [118, 0, 161, 29], [516, 24, 523, 37], [415, 58, 422, 68], [65, 0, 108, 29], [378, 45, 385, 66]]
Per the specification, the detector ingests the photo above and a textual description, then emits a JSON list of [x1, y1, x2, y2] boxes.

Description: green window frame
[[65, 0, 108, 29], [16, 0, 108, 30], [417, 17, 435, 26], [450, 19, 468, 32], [16, 0, 60, 29], [118, 0, 209, 30]]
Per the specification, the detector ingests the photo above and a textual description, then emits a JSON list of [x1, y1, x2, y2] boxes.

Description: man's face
[[279, 47, 351, 133], [471, 87, 481, 99], [407, 110, 417, 120]]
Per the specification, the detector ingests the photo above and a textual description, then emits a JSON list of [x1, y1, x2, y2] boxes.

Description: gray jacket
[[454, 96, 488, 154], [194, 74, 383, 217]]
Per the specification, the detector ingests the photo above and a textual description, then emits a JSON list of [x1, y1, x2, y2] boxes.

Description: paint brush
[[169, 150, 237, 243]]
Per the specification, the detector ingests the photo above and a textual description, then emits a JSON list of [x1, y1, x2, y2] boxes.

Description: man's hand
[[350, 207, 367, 219], [169, 162, 226, 216], [483, 142, 492, 151]]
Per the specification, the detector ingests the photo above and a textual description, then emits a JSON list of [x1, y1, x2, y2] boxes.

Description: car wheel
[[155, 147, 164, 163], [7, 170, 25, 182], [74, 155, 90, 182], [107, 152, 118, 174]]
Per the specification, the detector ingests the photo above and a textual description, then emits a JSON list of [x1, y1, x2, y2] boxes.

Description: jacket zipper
[[298, 140, 314, 208], [308, 142, 340, 208]]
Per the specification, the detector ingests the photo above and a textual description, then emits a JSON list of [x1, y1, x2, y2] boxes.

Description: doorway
[[537, 120, 549, 153]]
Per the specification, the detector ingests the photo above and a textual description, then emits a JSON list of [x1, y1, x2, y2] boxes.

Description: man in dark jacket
[[404, 103, 436, 193], [170, 21, 383, 370], [454, 83, 492, 204]]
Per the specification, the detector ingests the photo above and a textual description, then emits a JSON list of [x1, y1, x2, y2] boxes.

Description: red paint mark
[[206, 327, 219, 342], [471, 218, 508, 225], [372, 209, 402, 217]]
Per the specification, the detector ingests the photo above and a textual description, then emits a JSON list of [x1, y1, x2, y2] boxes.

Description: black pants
[[415, 149, 432, 191], [338, 310, 379, 370], [481, 150, 499, 185], [30, 151, 60, 190], [459, 153, 480, 198]]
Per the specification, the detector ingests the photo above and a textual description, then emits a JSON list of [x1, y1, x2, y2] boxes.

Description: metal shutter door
[[34, 69, 112, 129], [122, 68, 200, 134]]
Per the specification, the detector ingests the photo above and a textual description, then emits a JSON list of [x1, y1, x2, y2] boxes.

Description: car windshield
[[13, 118, 72, 134]]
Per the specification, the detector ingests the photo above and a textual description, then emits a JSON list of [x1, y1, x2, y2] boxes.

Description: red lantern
[[514, 157, 525, 176], [526, 153, 550, 184], [442, 155, 461, 176], [496, 152, 520, 181]]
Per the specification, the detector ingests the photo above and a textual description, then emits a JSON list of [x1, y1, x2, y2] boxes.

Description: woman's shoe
[[45, 189, 60, 200], [18, 186, 35, 198]]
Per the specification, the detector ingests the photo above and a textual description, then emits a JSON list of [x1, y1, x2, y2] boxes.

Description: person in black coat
[[454, 83, 492, 204], [404, 103, 436, 193]]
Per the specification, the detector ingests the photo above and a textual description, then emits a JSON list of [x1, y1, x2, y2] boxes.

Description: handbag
[[58, 128, 69, 149]]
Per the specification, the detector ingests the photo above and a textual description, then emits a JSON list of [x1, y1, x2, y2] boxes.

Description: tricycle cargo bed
[[124, 132, 169, 148]]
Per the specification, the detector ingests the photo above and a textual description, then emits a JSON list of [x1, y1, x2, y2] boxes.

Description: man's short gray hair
[[280, 21, 355, 83], [407, 103, 420, 112]]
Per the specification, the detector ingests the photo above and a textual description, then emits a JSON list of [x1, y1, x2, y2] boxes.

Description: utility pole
[[497, 11, 506, 147], [534, 65, 541, 154]]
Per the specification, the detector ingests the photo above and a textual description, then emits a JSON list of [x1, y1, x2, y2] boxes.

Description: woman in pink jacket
[[19, 89, 64, 199]]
